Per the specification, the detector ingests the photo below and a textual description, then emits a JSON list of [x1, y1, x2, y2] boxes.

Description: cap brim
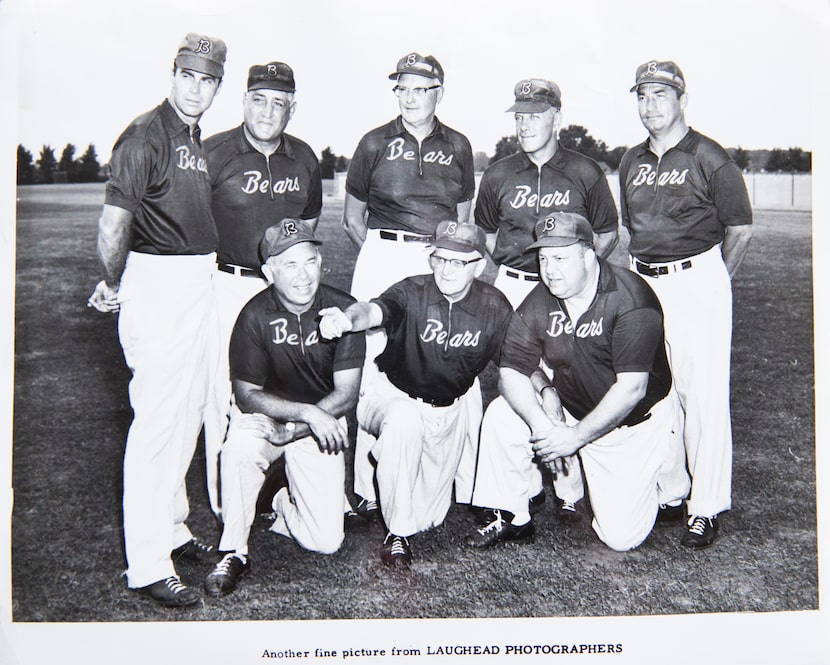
[[629, 78, 685, 93], [506, 101, 556, 113], [389, 70, 441, 82], [261, 237, 322, 261], [248, 81, 295, 93], [526, 237, 580, 251], [431, 238, 484, 255], [175, 53, 223, 78]]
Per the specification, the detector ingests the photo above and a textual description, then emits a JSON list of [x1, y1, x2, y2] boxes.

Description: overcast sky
[[3, 0, 826, 162]]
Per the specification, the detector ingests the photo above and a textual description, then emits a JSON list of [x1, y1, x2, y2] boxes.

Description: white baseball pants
[[472, 395, 690, 551], [630, 245, 733, 517], [218, 406, 347, 556], [118, 251, 219, 588]]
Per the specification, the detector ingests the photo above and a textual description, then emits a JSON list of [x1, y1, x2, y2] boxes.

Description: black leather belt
[[218, 262, 261, 278], [620, 412, 652, 428], [505, 268, 540, 282], [379, 230, 431, 243], [410, 393, 461, 408], [634, 258, 692, 278]]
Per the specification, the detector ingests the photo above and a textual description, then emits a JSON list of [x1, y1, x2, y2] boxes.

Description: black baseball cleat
[[529, 489, 546, 514], [356, 497, 380, 521], [172, 537, 220, 565], [681, 515, 720, 549], [380, 533, 412, 568], [135, 575, 200, 608], [553, 498, 582, 523], [655, 502, 686, 527], [465, 509, 535, 548], [344, 509, 371, 530], [205, 552, 250, 597]]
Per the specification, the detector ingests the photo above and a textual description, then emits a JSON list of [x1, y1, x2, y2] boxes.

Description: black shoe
[[356, 497, 380, 521], [529, 490, 546, 514], [656, 502, 686, 527], [344, 509, 371, 530], [681, 515, 720, 549], [553, 498, 582, 523], [135, 575, 200, 608], [205, 553, 250, 597], [380, 533, 412, 568], [172, 537, 220, 565], [256, 462, 289, 516], [465, 509, 535, 548]]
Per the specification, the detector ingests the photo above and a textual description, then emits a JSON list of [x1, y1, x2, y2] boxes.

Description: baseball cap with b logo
[[507, 79, 562, 113], [259, 218, 322, 261], [526, 212, 593, 250], [388, 52, 445, 84], [630, 60, 685, 93], [248, 61, 296, 93], [432, 221, 487, 256], [174, 33, 227, 78]]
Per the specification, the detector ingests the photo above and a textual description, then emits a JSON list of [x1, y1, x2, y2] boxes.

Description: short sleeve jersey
[[619, 128, 753, 263], [105, 100, 217, 255], [373, 275, 513, 404], [205, 126, 323, 269], [230, 284, 366, 405], [475, 148, 619, 273], [500, 260, 671, 425], [346, 117, 475, 235]]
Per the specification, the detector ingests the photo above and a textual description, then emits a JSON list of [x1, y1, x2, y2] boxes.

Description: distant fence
[[330, 171, 811, 212]]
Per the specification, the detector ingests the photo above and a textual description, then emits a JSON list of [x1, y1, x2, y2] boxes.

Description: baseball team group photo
[[4, 1, 823, 662]]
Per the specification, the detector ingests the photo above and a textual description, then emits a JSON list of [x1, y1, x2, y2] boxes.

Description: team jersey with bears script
[[500, 259, 671, 425], [372, 275, 513, 404], [230, 284, 365, 405], [619, 128, 752, 263], [105, 100, 217, 255], [475, 147, 618, 273], [206, 127, 322, 269], [346, 117, 475, 235]]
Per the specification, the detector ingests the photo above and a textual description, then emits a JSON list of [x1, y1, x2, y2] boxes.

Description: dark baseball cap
[[248, 61, 296, 93], [259, 219, 321, 261], [630, 60, 685, 93], [432, 221, 486, 257], [388, 52, 444, 84], [507, 79, 562, 113], [527, 212, 593, 250], [174, 33, 227, 79]]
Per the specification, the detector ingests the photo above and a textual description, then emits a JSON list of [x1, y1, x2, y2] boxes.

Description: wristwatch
[[284, 421, 296, 433]]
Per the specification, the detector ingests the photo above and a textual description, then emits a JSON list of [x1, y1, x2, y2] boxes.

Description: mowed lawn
[[10, 183, 817, 621]]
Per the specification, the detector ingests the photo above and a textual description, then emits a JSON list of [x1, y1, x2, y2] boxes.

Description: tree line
[[17, 130, 811, 185]]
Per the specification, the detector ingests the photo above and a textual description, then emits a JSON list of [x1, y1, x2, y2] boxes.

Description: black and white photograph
[[1, 0, 828, 663]]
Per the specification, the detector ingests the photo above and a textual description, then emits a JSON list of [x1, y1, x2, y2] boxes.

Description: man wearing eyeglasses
[[203, 62, 323, 519], [342, 52, 476, 522], [319, 223, 513, 568]]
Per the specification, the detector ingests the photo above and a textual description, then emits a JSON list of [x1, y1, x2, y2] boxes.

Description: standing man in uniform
[[204, 219, 364, 596], [87, 33, 227, 607], [466, 213, 690, 552], [474, 78, 620, 519], [319, 222, 513, 567], [619, 61, 753, 548], [342, 52, 477, 516], [204, 61, 322, 518]]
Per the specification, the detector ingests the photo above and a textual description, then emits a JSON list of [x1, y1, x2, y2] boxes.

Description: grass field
[[10, 183, 817, 622]]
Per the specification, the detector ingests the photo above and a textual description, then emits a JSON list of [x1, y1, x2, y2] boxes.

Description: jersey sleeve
[[344, 136, 374, 203], [302, 155, 324, 220], [498, 310, 544, 377], [104, 137, 154, 213], [370, 278, 409, 335], [474, 169, 501, 234], [228, 306, 270, 387], [332, 327, 366, 372], [585, 168, 620, 234], [709, 161, 752, 227], [610, 306, 663, 374], [457, 135, 476, 202], [617, 152, 633, 229]]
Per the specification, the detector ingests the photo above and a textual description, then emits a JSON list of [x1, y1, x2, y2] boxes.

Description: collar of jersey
[[160, 99, 198, 141], [513, 146, 570, 174], [386, 115, 447, 141], [425, 276, 481, 314], [262, 284, 324, 316], [637, 126, 698, 158], [236, 124, 296, 158]]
